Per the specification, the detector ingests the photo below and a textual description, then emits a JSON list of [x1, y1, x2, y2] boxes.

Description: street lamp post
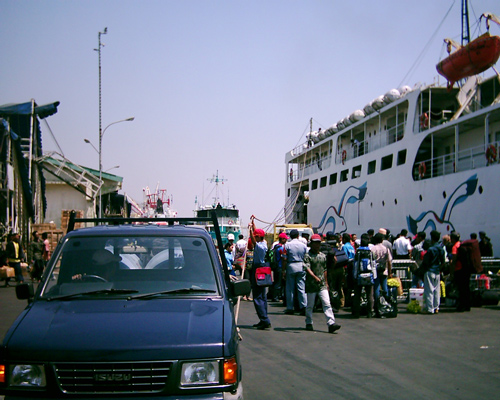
[[97, 117, 134, 218]]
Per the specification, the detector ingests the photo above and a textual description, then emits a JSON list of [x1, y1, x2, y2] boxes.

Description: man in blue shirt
[[249, 220, 271, 330], [284, 229, 307, 315], [341, 233, 356, 308]]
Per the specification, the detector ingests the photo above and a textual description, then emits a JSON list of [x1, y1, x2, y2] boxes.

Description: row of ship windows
[[311, 149, 407, 190]]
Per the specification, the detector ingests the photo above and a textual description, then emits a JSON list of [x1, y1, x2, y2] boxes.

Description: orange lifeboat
[[436, 32, 500, 87]]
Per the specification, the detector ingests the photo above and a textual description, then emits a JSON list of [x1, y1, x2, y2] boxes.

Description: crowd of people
[[224, 219, 495, 332], [1, 231, 51, 287]]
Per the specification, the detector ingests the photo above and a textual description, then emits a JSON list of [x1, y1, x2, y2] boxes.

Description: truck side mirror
[[231, 279, 251, 298], [16, 282, 34, 302]]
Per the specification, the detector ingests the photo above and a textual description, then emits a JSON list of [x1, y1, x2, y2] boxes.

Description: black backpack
[[334, 248, 349, 268]]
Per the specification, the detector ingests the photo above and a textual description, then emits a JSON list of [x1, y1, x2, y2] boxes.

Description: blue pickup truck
[[0, 213, 250, 399]]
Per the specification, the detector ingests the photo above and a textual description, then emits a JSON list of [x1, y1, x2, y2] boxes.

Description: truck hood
[[4, 298, 227, 361]]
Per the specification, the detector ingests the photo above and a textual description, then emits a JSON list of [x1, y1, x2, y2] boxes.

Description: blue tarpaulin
[[0, 101, 60, 119], [0, 101, 60, 221]]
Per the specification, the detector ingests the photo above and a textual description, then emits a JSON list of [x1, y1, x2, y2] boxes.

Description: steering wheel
[[81, 274, 108, 283]]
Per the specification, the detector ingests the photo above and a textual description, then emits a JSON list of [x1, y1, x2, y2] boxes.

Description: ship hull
[[285, 75, 500, 256]]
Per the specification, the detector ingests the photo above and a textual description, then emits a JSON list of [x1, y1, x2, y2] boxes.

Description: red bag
[[255, 266, 273, 287]]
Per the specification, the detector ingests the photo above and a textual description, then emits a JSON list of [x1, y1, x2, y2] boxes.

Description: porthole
[[479, 185, 483, 194], [419, 195, 423, 202], [394, 199, 398, 205], [443, 191, 447, 199], [382, 201, 385, 206], [370, 202, 373, 207]]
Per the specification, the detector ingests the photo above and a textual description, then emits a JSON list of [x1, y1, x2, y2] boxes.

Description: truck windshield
[[40, 235, 219, 299]]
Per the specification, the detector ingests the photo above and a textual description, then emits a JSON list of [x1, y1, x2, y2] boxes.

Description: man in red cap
[[249, 218, 271, 329], [304, 234, 341, 333]]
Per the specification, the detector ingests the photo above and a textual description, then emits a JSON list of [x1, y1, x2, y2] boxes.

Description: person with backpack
[[326, 232, 349, 312], [303, 234, 341, 333], [421, 230, 445, 314], [269, 232, 287, 302], [352, 236, 376, 318], [371, 232, 393, 317]]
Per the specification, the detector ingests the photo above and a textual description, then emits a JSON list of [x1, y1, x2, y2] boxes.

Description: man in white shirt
[[234, 234, 247, 259], [393, 229, 412, 259]]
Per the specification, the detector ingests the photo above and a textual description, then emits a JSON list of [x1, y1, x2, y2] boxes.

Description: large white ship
[[285, 12, 500, 256]]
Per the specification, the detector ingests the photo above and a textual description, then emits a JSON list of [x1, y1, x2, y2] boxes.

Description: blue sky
[[2, 0, 499, 230]]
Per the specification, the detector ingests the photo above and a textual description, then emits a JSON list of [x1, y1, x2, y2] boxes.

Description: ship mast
[[461, 0, 470, 46], [208, 170, 227, 206]]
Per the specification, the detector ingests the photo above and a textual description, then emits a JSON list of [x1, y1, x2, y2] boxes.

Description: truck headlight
[[10, 365, 46, 387], [180, 361, 219, 386]]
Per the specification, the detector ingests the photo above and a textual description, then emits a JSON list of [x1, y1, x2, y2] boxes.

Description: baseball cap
[[310, 234, 322, 242], [278, 232, 289, 239], [227, 233, 235, 241], [254, 229, 266, 237]]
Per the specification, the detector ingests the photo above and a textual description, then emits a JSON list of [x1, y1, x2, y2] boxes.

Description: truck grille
[[53, 361, 172, 394]]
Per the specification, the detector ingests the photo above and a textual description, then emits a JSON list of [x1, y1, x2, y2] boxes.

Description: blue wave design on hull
[[316, 182, 367, 234], [407, 174, 477, 235]]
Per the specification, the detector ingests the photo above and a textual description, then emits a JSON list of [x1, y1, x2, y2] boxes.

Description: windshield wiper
[[46, 289, 139, 301], [128, 288, 217, 300]]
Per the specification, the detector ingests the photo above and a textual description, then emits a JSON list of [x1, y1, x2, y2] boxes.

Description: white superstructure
[[285, 76, 500, 256]]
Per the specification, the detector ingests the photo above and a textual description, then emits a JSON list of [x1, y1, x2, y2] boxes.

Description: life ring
[[486, 144, 497, 164], [341, 150, 347, 165], [228, 219, 234, 225], [418, 162, 426, 179], [419, 113, 429, 129]]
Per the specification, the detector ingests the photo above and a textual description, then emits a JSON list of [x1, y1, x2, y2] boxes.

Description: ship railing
[[414, 142, 499, 180], [290, 118, 407, 168], [291, 154, 332, 182], [333, 123, 406, 165]]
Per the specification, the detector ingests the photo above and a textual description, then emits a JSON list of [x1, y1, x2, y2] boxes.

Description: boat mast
[[461, 0, 470, 46], [208, 170, 227, 206]]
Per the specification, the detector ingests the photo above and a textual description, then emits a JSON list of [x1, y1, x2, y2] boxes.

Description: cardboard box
[[0, 266, 15, 279], [409, 288, 424, 306]]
